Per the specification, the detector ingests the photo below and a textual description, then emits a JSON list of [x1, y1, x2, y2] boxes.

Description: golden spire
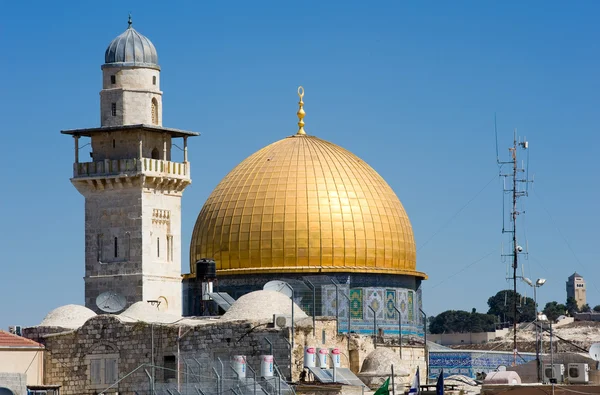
[[296, 86, 306, 135]]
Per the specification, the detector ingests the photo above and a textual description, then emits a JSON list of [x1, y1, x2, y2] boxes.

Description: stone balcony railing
[[73, 158, 190, 180]]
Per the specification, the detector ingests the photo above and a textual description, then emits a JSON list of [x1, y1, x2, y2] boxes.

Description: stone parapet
[[73, 158, 190, 180]]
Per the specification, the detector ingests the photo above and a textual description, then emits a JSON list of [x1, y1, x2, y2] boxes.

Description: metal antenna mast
[[497, 126, 531, 366]]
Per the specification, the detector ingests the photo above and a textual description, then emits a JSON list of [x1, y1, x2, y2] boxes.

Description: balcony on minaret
[[74, 157, 190, 179], [61, 124, 199, 191]]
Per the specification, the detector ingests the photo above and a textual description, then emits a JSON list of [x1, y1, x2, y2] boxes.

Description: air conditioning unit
[[273, 314, 292, 329], [543, 364, 565, 384], [567, 363, 589, 384]]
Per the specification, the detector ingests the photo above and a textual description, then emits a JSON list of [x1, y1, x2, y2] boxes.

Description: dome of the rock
[[183, 87, 426, 335], [190, 132, 425, 279]]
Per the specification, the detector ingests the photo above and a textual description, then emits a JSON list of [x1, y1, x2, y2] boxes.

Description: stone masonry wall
[[101, 67, 162, 127], [40, 315, 291, 395], [90, 130, 172, 161], [83, 188, 144, 312], [80, 169, 186, 315], [102, 67, 160, 92], [29, 316, 423, 393], [0, 372, 27, 395], [293, 318, 425, 388], [23, 326, 71, 346], [141, 189, 183, 314]]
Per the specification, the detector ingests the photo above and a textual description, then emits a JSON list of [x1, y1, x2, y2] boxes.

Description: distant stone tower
[[62, 17, 198, 315], [566, 272, 586, 309]]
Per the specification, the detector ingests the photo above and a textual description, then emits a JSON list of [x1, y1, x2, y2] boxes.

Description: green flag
[[374, 377, 390, 395]]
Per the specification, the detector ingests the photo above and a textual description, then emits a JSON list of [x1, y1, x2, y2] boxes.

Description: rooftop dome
[[360, 348, 408, 375], [104, 16, 158, 68], [39, 304, 96, 329], [190, 129, 425, 278], [359, 348, 410, 390], [118, 301, 181, 324], [221, 290, 308, 322]]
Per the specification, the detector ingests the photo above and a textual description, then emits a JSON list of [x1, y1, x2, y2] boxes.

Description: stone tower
[[566, 272, 586, 310], [62, 18, 198, 315]]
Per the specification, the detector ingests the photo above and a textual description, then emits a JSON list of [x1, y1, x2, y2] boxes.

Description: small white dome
[[360, 348, 409, 375], [221, 290, 308, 322], [40, 304, 96, 329], [118, 301, 181, 324]]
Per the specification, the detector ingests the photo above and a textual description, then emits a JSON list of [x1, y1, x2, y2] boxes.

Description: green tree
[[593, 305, 600, 313], [426, 315, 436, 333], [580, 304, 591, 313], [469, 311, 497, 333], [566, 297, 579, 316], [487, 290, 536, 323], [429, 310, 496, 334], [542, 301, 567, 321]]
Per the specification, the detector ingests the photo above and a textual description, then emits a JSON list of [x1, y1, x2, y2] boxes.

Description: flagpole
[[391, 364, 396, 395]]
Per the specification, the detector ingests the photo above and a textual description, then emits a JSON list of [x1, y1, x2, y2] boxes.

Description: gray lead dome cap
[[104, 20, 158, 69]]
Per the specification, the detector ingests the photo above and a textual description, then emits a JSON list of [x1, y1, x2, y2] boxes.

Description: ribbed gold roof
[[190, 134, 426, 279]]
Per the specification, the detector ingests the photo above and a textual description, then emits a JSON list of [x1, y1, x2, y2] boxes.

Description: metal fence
[[280, 275, 423, 345], [99, 274, 422, 395], [102, 356, 295, 395]]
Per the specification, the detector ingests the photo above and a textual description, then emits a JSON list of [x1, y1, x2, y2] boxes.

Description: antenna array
[[496, 122, 533, 366]]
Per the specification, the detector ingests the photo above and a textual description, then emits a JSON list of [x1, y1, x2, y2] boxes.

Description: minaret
[[62, 17, 198, 314]]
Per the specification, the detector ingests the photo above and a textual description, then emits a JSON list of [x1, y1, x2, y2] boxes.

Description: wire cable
[[418, 174, 498, 252], [532, 186, 600, 295], [527, 255, 549, 274], [429, 250, 496, 289]]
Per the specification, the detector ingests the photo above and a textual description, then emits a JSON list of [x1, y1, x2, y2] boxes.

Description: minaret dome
[[104, 15, 159, 68]]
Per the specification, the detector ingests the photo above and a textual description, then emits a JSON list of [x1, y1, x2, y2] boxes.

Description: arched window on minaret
[[151, 98, 158, 125], [151, 148, 160, 159]]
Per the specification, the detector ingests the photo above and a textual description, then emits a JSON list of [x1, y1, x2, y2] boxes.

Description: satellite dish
[[263, 280, 293, 298], [96, 291, 127, 313], [589, 343, 600, 361]]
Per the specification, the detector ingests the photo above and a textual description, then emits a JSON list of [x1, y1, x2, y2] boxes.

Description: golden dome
[[190, 134, 426, 279]]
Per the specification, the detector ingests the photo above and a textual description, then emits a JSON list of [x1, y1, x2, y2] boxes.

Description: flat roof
[[61, 124, 199, 138]]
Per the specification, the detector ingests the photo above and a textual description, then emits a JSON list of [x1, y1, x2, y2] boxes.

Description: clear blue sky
[[1, 0, 598, 329]]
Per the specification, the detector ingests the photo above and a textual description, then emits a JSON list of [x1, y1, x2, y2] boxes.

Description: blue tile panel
[[322, 285, 423, 338], [385, 289, 397, 320], [349, 289, 363, 319], [429, 350, 537, 380]]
